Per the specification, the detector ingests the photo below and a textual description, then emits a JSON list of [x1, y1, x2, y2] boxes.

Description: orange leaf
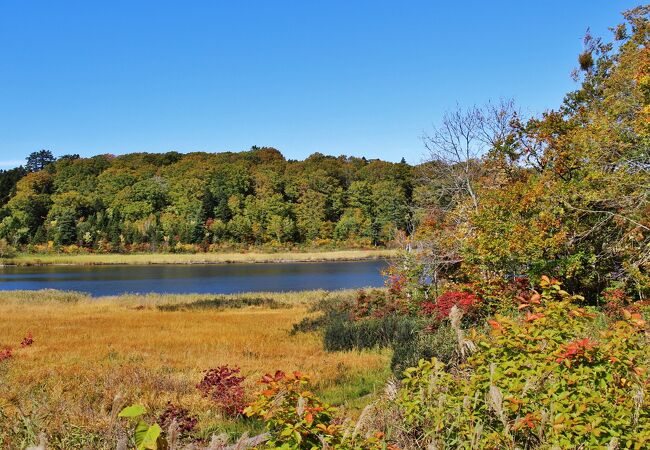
[[488, 320, 502, 330]]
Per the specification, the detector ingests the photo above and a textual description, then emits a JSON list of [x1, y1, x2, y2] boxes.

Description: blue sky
[[0, 1, 640, 168]]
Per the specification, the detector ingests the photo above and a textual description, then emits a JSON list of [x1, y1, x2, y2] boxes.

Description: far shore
[[0, 248, 398, 267]]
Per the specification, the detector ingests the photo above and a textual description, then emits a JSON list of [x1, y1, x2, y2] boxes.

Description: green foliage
[[119, 405, 148, 418], [393, 278, 650, 448], [304, 281, 472, 377], [0, 238, 16, 258], [323, 314, 423, 354], [412, 7, 650, 300], [25, 149, 55, 173], [119, 405, 165, 450], [290, 295, 354, 335], [389, 322, 456, 376], [320, 305, 458, 378], [244, 371, 391, 450], [0, 148, 413, 250], [0, 166, 27, 206], [54, 212, 78, 245]]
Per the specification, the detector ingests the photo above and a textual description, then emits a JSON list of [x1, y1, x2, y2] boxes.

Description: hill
[[0, 148, 414, 253]]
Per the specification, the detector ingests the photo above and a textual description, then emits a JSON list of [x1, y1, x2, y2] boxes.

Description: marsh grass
[[1, 248, 396, 266], [0, 289, 389, 449], [157, 296, 284, 312]]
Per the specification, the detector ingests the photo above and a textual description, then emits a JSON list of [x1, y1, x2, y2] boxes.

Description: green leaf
[[118, 404, 146, 418], [136, 423, 162, 450], [134, 421, 150, 446]]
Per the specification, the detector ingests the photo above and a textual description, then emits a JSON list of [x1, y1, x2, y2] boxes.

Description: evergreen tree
[[25, 150, 56, 172], [55, 213, 77, 245]]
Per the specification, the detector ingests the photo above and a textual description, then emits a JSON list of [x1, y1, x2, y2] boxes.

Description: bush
[[290, 294, 355, 335], [390, 277, 650, 448], [0, 238, 16, 258], [420, 290, 481, 320], [316, 288, 462, 377], [244, 371, 391, 449], [349, 289, 409, 320], [196, 366, 246, 417], [157, 402, 197, 436], [323, 314, 424, 353], [390, 323, 457, 376]]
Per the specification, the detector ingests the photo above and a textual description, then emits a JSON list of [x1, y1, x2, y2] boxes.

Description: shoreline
[[0, 287, 361, 305], [0, 248, 398, 267]]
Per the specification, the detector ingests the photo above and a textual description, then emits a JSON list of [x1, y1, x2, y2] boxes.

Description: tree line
[[0, 147, 414, 251]]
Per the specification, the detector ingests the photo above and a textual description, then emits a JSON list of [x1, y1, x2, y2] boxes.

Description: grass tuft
[[157, 296, 285, 312]]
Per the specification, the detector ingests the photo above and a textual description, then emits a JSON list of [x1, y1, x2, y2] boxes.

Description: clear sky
[[0, 1, 641, 169]]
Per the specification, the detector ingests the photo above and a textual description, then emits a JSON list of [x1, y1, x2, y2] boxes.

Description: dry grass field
[[1, 248, 397, 266], [0, 289, 389, 449]]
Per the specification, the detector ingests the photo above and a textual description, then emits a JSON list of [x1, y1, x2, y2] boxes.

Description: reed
[[0, 289, 389, 448], [1, 249, 397, 266]]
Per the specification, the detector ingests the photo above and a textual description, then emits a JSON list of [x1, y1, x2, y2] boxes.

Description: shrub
[[0, 238, 16, 258], [290, 294, 356, 335], [350, 289, 409, 320], [390, 277, 650, 448], [244, 370, 390, 449], [420, 290, 480, 320], [323, 314, 423, 353], [196, 365, 246, 417], [291, 309, 349, 335], [320, 287, 468, 377], [390, 323, 457, 376], [157, 402, 197, 436]]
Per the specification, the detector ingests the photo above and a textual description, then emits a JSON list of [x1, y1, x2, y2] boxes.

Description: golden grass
[[1, 248, 397, 266], [0, 289, 389, 448]]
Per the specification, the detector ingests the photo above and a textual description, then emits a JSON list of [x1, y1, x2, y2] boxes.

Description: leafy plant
[[118, 405, 165, 450], [244, 370, 391, 449], [157, 402, 197, 436], [196, 365, 247, 417], [420, 290, 480, 320], [389, 322, 457, 376], [391, 278, 650, 448], [323, 314, 423, 353]]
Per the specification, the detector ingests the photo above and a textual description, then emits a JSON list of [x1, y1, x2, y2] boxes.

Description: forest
[[0, 148, 413, 252]]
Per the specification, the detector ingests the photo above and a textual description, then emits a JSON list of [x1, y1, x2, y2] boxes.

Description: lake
[[0, 260, 389, 296]]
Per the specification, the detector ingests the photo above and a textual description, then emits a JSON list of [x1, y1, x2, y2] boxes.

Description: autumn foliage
[[196, 365, 247, 417]]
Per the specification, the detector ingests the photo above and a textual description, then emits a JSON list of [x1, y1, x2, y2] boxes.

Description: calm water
[[0, 260, 388, 297]]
